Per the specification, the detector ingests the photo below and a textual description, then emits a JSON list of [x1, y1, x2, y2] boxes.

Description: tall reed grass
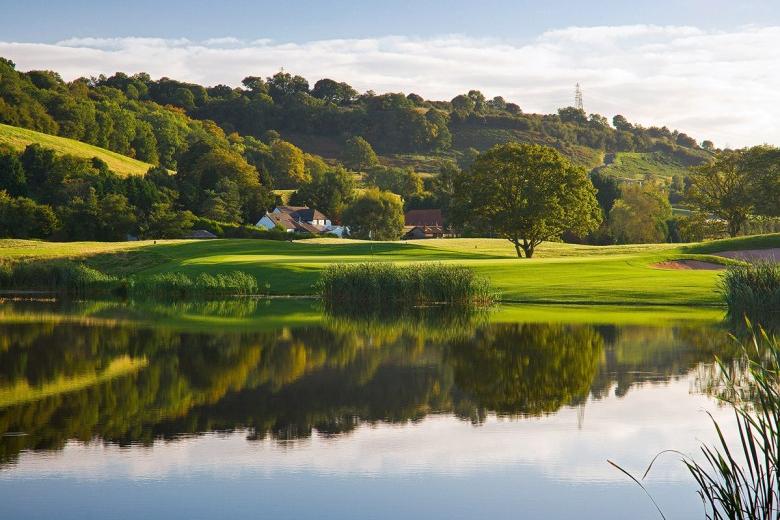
[[0, 260, 263, 299], [315, 262, 495, 307], [612, 327, 780, 519], [721, 262, 780, 322]]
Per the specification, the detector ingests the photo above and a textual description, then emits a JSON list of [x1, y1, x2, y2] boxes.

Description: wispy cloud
[[1, 25, 778, 147]]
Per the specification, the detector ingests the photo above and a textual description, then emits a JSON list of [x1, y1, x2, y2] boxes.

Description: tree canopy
[[454, 143, 602, 257]]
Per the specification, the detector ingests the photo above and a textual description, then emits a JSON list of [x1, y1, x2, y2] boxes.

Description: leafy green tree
[[342, 189, 404, 240], [144, 202, 195, 238], [270, 140, 308, 188], [0, 191, 58, 238], [454, 143, 602, 258], [589, 170, 621, 215], [687, 151, 755, 237], [290, 168, 355, 221], [0, 150, 26, 196], [311, 79, 357, 105], [450, 94, 475, 112], [608, 182, 672, 244], [342, 136, 378, 171], [365, 165, 422, 200], [97, 194, 137, 241], [741, 146, 780, 218]]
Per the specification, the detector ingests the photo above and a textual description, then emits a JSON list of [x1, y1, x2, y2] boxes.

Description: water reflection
[[0, 300, 742, 469]]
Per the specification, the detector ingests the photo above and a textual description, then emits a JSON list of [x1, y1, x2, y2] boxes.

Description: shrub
[[130, 270, 261, 298]]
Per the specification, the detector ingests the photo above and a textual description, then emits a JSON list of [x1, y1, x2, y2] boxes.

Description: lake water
[[0, 299, 744, 519]]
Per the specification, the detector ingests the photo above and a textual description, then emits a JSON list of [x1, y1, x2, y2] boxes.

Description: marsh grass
[[612, 327, 780, 519], [316, 262, 495, 307], [131, 271, 262, 298], [721, 262, 780, 322], [0, 260, 121, 295], [0, 260, 264, 299]]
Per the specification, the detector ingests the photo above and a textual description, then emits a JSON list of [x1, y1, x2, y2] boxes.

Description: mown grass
[[0, 123, 154, 177], [316, 262, 494, 307], [2, 234, 779, 305]]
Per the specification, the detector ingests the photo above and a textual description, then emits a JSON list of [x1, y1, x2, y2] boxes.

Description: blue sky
[[2, 0, 780, 146], [3, 0, 779, 43]]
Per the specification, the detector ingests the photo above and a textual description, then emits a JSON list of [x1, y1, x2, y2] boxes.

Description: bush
[[721, 262, 780, 323], [316, 262, 494, 307]]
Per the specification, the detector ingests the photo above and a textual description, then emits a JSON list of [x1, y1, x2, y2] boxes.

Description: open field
[[3, 234, 778, 305], [0, 123, 154, 176]]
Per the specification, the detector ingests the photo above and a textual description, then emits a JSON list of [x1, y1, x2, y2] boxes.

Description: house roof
[[275, 205, 328, 222], [263, 212, 325, 234], [405, 209, 443, 227]]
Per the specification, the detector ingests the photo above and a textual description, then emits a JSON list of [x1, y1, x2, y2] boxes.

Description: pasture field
[[3, 234, 778, 305], [0, 123, 154, 176]]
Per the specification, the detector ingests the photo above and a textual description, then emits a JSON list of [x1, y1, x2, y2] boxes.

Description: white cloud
[[1, 26, 779, 147]]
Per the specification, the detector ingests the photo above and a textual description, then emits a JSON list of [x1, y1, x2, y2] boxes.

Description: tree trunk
[[522, 244, 535, 258], [513, 242, 523, 258], [728, 220, 740, 237]]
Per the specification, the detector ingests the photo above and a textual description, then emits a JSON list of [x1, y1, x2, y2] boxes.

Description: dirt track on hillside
[[715, 248, 780, 262]]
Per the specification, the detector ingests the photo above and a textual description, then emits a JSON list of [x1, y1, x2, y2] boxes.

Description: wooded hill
[[0, 56, 712, 179]]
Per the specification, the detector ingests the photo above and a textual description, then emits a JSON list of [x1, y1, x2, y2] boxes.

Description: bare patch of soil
[[653, 260, 725, 270]]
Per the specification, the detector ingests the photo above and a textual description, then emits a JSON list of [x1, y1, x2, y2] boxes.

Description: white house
[[256, 206, 346, 236]]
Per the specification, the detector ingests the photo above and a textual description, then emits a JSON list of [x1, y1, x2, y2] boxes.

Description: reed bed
[[721, 262, 780, 322], [315, 262, 495, 307], [0, 260, 263, 299], [613, 327, 780, 519]]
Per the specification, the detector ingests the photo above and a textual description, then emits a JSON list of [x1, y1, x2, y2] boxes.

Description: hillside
[[0, 123, 153, 176], [595, 150, 711, 182]]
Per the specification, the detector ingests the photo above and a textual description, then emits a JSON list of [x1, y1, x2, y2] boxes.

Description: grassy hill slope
[[596, 151, 709, 182], [4, 234, 778, 306], [0, 123, 154, 177]]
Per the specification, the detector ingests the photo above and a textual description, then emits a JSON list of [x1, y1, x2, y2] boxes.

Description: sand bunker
[[715, 248, 780, 263], [653, 260, 725, 270]]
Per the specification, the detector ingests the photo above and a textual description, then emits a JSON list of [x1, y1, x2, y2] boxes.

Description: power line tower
[[574, 83, 584, 112]]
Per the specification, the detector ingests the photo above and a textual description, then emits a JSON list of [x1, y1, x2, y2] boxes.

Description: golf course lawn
[[4, 234, 778, 305]]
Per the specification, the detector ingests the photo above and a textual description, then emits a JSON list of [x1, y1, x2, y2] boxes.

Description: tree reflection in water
[[0, 300, 738, 466]]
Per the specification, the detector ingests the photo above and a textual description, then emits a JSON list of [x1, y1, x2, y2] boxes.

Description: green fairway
[[4, 234, 778, 305], [0, 123, 154, 177]]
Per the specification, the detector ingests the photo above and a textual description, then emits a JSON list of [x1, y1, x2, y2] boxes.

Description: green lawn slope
[[0, 123, 154, 176], [4, 234, 778, 306]]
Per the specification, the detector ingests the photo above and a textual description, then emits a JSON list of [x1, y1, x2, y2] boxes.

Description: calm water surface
[[0, 300, 742, 519]]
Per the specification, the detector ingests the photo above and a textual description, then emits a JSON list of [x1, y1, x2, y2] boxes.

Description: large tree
[[686, 150, 755, 237], [290, 167, 355, 222], [608, 182, 672, 244], [342, 136, 378, 171], [342, 189, 404, 240], [454, 143, 601, 258]]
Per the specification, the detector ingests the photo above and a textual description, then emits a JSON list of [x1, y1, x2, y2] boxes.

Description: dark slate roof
[[276, 206, 328, 222], [405, 209, 443, 227]]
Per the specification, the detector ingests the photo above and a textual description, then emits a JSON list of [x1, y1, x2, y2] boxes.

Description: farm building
[[403, 209, 448, 239]]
